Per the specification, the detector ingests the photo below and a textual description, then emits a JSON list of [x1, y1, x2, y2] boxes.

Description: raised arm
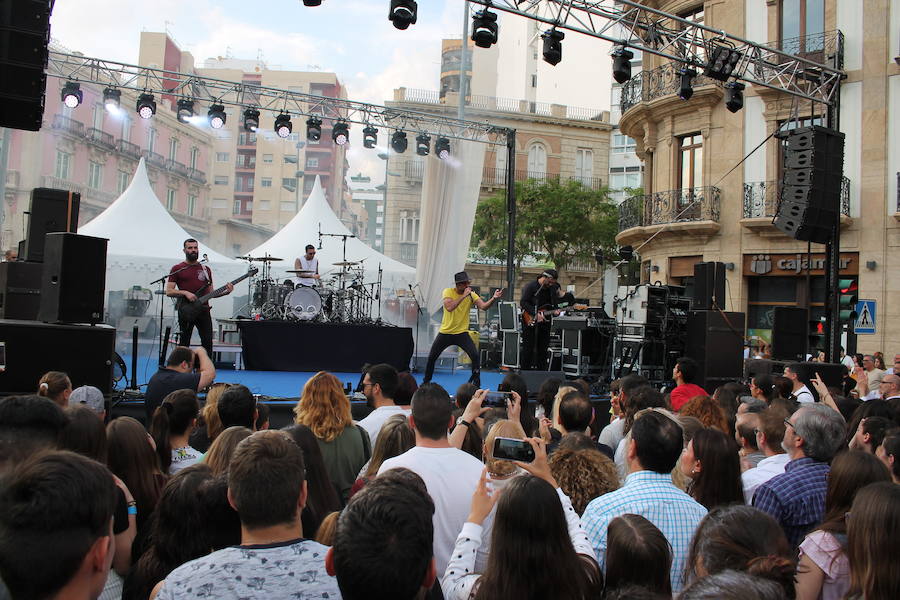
[[474, 288, 504, 311]]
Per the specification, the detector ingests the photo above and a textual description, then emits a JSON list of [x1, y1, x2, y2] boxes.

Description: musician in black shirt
[[520, 269, 567, 370]]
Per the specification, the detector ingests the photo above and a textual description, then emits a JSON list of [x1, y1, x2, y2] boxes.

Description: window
[[282, 177, 298, 190], [261, 177, 272, 188], [238, 132, 257, 145], [494, 149, 508, 184], [54, 151, 71, 180], [527, 142, 547, 176], [168, 138, 178, 161], [120, 116, 131, 143], [211, 198, 228, 209], [258, 200, 271, 210], [234, 199, 242, 214], [263, 154, 273, 163], [187, 195, 196, 216], [399, 210, 420, 242], [531, 74, 537, 88], [781, 0, 824, 53], [189, 147, 199, 170], [306, 157, 319, 169], [216, 152, 230, 162], [612, 134, 636, 154], [678, 133, 703, 190], [148, 128, 157, 154], [166, 189, 176, 211], [609, 167, 643, 202], [87, 161, 102, 189], [117, 170, 130, 194], [680, 6, 704, 23], [284, 155, 298, 164], [280, 201, 295, 211], [214, 175, 229, 185], [92, 104, 104, 130], [575, 148, 593, 183], [376, 204, 384, 213]]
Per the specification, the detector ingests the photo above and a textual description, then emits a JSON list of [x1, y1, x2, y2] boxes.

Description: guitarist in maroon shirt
[[166, 239, 233, 357]]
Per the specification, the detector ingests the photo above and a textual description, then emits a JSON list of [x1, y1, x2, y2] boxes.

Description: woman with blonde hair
[[483, 419, 528, 488], [294, 371, 370, 504], [189, 382, 231, 452], [37, 371, 72, 407], [203, 426, 252, 476], [351, 414, 415, 497]]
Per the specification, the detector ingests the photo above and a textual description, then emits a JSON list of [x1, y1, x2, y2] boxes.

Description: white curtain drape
[[415, 140, 487, 314]]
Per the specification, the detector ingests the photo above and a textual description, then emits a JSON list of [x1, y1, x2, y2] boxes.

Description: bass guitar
[[522, 303, 588, 327], [177, 267, 258, 322]]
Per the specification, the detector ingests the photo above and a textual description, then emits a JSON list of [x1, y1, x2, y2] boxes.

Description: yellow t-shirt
[[439, 287, 478, 334]]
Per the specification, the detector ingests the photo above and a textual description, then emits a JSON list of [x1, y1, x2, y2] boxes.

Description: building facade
[[615, 0, 898, 353]]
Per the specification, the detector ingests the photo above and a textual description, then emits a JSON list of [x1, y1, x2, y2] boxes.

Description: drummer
[[294, 244, 320, 287]]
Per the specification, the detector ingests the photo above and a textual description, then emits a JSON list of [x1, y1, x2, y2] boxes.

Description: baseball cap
[[454, 271, 471, 284], [542, 269, 559, 280], [70, 385, 105, 413]]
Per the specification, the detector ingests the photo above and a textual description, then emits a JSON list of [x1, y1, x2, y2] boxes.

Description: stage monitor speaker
[[693, 261, 726, 310], [38, 233, 107, 324], [770, 306, 808, 361], [517, 370, 566, 397], [0, 1, 51, 131], [787, 361, 845, 402], [0, 261, 43, 320], [498, 301, 518, 331], [502, 331, 520, 368], [0, 320, 115, 394], [744, 358, 786, 381], [685, 310, 746, 394], [23, 188, 81, 263], [774, 126, 845, 244]]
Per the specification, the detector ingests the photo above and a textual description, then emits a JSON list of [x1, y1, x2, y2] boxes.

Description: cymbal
[[333, 261, 360, 267], [286, 270, 316, 276], [236, 255, 284, 262]]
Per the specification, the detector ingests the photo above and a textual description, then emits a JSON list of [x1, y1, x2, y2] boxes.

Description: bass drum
[[285, 286, 323, 321]]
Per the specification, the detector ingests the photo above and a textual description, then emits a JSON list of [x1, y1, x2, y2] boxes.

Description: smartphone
[[492, 437, 535, 463], [483, 390, 511, 408]]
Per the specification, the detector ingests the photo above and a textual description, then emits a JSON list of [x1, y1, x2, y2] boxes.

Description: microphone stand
[[409, 283, 423, 372], [149, 261, 201, 366]]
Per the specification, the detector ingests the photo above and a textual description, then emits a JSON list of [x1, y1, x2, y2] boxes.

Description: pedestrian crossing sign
[[854, 299, 876, 335]]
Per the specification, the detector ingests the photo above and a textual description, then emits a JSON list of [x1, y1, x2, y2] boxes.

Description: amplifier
[[501, 331, 520, 368], [0, 261, 43, 320]]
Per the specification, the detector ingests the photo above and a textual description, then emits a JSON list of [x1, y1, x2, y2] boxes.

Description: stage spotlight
[[332, 120, 350, 145], [389, 0, 417, 30], [678, 68, 697, 100], [363, 125, 378, 148], [243, 108, 260, 132], [391, 130, 408, 153], [471, 9, 499, 48], [102, 88, 121, 111], [435, 137, 451, 160], [61, 81, 82, 108], [275, 113, 293, 138], [136, 93, 156, 119], [306, 116, 322, 141], [208, 104, 227, 129], [415, 133, 430, 156], [724, 81, 745, 113], [704, 45, 742, 81], [611, 46, 634, 84], [176, 99, 194, 123], [541, 29, 564, 66]]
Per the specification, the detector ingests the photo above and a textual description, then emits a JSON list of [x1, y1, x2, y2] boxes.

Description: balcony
[[117, 139, 142, 160], [50, 114, 85, 137], [620, 63, 719, 114], [480, 167, 604, 190], [188, 168, 207, 185], [758, 30, 844, 75], [40, 175, 117, 206], [399, 242, 418, 266], [143, 150, 167, 169], [617, 186, 721, 245], [404, 161, 424, 180], [166, 159, 190, 178], [743, 177, 852, 231], [85, 127, 116, 151]]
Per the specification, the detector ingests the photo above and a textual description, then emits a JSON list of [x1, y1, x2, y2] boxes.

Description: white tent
[[249, 176, 414, 288]]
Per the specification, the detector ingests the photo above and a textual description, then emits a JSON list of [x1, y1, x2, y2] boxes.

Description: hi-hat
[[237, 255, 284, 262], [333, 261, 360, 267]]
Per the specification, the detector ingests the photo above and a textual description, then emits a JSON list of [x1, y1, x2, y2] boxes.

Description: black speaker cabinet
[[686, 311, 746, 394], [770, 306, 808, 361], [693, 261, 726, 310], [38, 233, 107, 324], [517, 371, 567, 396], [502, 331, 520, 368], [0, 1, 51, 131], [23, 188, 81, 262], [0, 320, 116, 394], [744, 358, 787, 381], [0, 261, 42, 320], [788, 362, 845, 402]]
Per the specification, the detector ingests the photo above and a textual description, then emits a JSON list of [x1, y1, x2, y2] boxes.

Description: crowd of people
[[2, 349, 900, 600]]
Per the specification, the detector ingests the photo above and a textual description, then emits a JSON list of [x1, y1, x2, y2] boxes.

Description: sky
[[49, 0, 612, 181]]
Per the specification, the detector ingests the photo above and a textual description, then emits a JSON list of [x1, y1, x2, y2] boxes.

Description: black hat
[[454, 271, 471, 284], [541, 269, 558, 280]]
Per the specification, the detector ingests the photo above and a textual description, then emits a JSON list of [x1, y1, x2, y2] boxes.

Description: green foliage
[[472, 178, 618, 276]]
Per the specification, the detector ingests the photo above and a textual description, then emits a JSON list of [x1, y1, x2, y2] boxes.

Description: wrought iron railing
[[50, 114, 84, 136], [85, 127, 115, 150], [188, 168, 207, 185], [116, 139, 142, 160], [166, 159, 190, 178], [40, 175, 117, 204], [143, 150, 166, 168], [404, 160, 424, 180], [480, 167, 604, 190], [761, 30, 844, 72], [618, 186, 721, 229], [743, 177, 851, 218], [620, 63, 719, 113]]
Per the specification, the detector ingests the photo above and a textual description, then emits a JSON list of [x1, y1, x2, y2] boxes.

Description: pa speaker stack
[[0, 1, 52, 130], [773, 125, 845, 244]]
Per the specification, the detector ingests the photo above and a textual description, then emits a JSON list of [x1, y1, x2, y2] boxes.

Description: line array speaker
[[0, 1, 52, 130]]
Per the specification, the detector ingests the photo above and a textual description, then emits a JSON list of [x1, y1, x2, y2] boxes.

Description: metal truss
[[46, 51, 512, 145], [464, 0, 844, 105]]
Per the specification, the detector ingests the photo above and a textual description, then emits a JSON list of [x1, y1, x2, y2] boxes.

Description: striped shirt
[[752, 456, 830, 547], [582, 470, 707, 592]]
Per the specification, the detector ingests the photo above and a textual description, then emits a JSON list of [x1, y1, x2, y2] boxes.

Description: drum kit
[[236, 253, 383, 324]]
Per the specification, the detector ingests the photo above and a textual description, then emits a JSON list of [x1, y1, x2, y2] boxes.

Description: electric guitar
[[522, 303, 588, 327], [177, 267, 258, 322]]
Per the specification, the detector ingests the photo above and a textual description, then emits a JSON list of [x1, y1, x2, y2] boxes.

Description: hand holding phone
[[492, 437, 536, 463], [483, 390, 512, 408], [512, 438, 558, 488]]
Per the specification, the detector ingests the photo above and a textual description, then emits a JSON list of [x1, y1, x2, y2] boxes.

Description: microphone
[[408, 284, 414, 291], [202, 253, 209, 262]]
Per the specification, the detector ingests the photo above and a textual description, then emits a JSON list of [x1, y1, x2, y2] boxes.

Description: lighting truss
[[46, 51, 512, 145], [463, 0, 844, 106]]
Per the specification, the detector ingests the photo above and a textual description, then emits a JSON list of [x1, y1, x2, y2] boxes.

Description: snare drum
[[285, 286, 323, 321]]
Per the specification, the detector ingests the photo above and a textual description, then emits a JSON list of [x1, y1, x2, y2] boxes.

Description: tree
[[471, 178, 619, 278]]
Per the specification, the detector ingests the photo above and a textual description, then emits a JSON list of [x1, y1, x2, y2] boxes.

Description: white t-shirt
[[742, 453, 791, 504], [379, 446, 489, 576], [794, 384, 815, 404], [170, 446, 202, 474], [295, 255, 319, 287], [358, 405, 411, 445], [598, 418, 625, 450]]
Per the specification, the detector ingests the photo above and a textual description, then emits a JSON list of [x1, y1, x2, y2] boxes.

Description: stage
[[235, 320, 414, 372]]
